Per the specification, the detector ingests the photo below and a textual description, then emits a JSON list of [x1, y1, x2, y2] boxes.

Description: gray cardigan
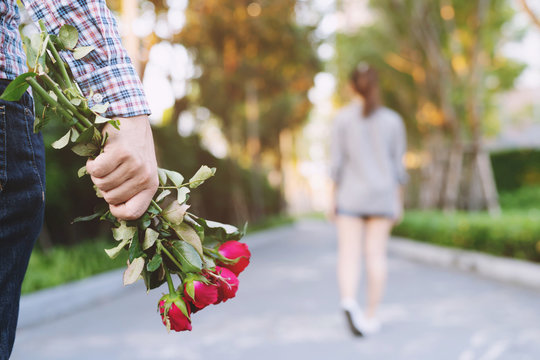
[[330, 101, 408, 218]]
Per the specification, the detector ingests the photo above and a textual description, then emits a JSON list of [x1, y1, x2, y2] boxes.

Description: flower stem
[[151, 199, 163, 213], [158, 242, 183, 272], [26, 77, 85, 132], [46, 40, 72, 90], [40, 74, 93, 129], [163, 266, 176, 295]]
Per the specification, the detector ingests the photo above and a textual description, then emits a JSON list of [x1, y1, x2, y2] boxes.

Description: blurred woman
[[329, 63, 408, 336]]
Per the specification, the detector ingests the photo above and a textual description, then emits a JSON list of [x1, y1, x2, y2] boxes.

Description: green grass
[[22, 238, 127, 295]]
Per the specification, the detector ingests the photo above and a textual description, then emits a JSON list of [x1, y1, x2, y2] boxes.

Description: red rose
[[217, 241, 251, 276], [184, 280, 218, 310], [214, 266, 239, 304], [159, 299, 192, 332]]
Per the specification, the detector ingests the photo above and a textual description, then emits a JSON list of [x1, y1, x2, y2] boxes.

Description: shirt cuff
[[76, 63, 151, 119]]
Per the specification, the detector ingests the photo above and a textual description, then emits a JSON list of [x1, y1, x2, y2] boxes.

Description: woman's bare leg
[[364, 217, 393, 319], [336, 215, 364, 301]]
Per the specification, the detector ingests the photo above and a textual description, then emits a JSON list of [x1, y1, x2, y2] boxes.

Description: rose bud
[[159, 299, 192, 332], [184, 280, 218, 310], [214, 266, 239, 304], [217, 241, 251, 276]]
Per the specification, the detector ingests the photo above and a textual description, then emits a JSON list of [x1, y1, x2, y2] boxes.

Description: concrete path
[[11, 220, 540, 360]]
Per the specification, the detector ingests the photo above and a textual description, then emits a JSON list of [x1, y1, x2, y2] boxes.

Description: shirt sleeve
[[22, 0, 151, 119], [393, 116, 409, 185], [329, 115, 345, 184]]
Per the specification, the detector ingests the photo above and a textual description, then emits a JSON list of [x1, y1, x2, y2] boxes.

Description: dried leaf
[[143, 228, 160, 250], [73, 45, 95, 60], [171, 222, 203, 256], [123, 257, 145, 285], [189, 165, 216, 188], [177, 187, 190, 204], [112, 221, 137, 241], [162, 202, 190, 225], [51, 130, 71, 149]]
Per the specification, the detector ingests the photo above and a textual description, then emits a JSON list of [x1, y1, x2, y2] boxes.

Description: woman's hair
[[350, 63, 381, 118]]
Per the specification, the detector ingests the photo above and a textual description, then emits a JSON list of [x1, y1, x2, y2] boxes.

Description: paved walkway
[[11, 220, 540, 360]]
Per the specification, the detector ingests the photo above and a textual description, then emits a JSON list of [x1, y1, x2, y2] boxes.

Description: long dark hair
[[350, 63, 381, 118]]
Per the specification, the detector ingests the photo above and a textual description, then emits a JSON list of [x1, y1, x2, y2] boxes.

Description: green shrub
[[393, 210, 540, 262], [499, 186, 540, 210], [491, 149, 540, 192]]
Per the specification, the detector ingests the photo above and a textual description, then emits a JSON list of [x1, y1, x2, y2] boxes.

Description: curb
[[389, 237, 540, 290]]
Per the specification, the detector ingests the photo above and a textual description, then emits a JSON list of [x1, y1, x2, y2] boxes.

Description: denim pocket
[[0, 105, 6, 191]]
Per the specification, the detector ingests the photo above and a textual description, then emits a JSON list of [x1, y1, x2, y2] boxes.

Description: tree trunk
[[245, 80, 264, 221], [476, 150, 501, 215], [442, 140, 464, 212], [419, 134, 446, 209]]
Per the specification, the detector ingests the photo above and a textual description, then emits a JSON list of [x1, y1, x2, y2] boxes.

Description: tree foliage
[[334, 0, 525, 211]]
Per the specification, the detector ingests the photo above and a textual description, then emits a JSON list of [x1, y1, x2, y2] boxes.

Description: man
[[0, 1, 158, 358]]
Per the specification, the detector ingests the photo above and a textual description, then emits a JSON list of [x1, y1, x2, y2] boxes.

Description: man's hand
[[86, 115, 158, 220]]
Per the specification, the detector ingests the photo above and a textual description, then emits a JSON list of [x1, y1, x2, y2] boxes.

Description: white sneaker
[[360, 316, 381, 335]]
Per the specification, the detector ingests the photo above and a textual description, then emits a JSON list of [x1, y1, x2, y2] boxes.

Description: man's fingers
[[109, 189, 154, 220], [90, 163, 134, 193], [101, 178, 145, 205], [86, 151, 122, 178]]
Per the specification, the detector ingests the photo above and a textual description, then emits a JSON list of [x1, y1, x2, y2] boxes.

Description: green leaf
[[146, 253, 163, 272], [22, 35, 38, 69], [138, 212, 152, 229], [162, 202, 189, 225], [169, 241, 203, 273], [155, 189, 171, 203], [204, 256, 216, 269], [173, 298, 190, 319], [189, 165, 216, 188], [108, 119, 121, 130], [0, 72, 36, 101], [165, 170, 184, 187], [112, 221, 137, 241], [143, 228, 160, 250], [123, 257, 145, 285], [142, 266, 166, 291], [177, 187, 190, 204], [77, 165, 87, 178], [185, 280, 195, 299], [171, 223, 203, 257], [128, 231, 143, 262], [158, 168, 168, 186], [51, 129, 71, 149], [71, 142, 99, 157], [104, 237, 130, 259], [75, 126, 101, 144], [58, 24, 79, 50], [204, 220, 239, 235], [73, 45, 95, 60]]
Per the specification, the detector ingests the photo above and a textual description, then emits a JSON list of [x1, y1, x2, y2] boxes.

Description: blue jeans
[[0, 81, 45, 360]]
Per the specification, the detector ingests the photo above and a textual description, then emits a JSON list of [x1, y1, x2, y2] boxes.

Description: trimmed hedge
[[393, 210, 540, 262], [491, 149, 540, 192]]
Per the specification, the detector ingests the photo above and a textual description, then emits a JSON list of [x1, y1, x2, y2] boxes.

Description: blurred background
[[21, 0, 540, 293]]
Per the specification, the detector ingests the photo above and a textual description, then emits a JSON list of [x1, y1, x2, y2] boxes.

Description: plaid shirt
[[0, 0, 150, 118]]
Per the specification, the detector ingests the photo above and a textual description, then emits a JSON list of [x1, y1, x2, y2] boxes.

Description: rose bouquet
[[1, 22, 251, 332]]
